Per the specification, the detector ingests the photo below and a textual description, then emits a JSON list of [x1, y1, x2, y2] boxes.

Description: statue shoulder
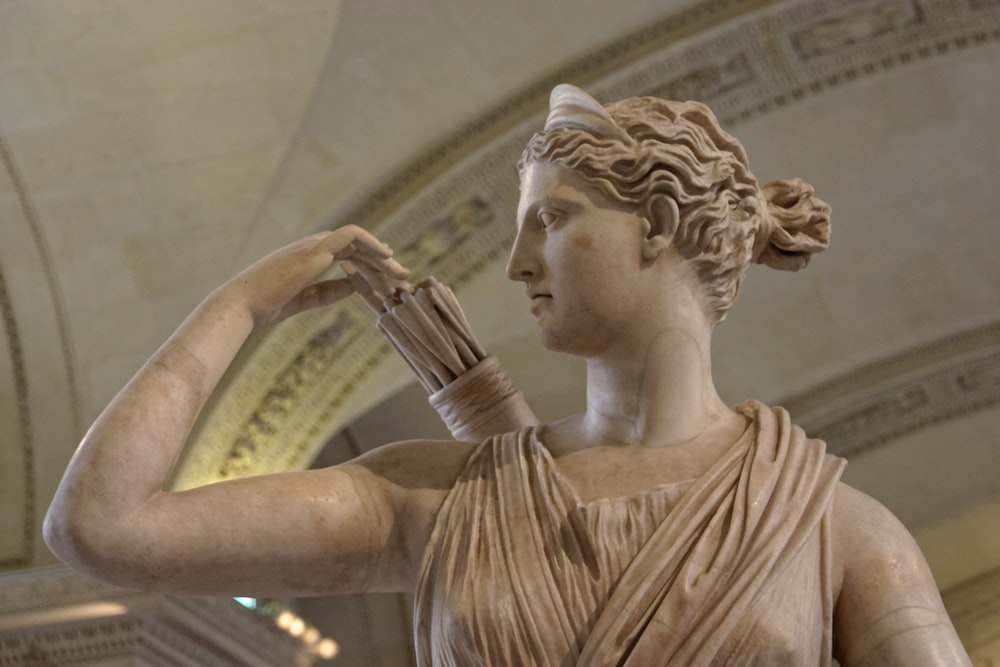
[[829, 483, 970, 666], [320, 438, 481, 592], [830, 483, 924, 592], [347, 438, 481, 493]]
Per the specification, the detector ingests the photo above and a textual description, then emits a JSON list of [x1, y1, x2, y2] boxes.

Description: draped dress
[[414, 401, 846, 666]]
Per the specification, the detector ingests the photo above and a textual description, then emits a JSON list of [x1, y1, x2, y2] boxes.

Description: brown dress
[[414, 401, 845, 666]]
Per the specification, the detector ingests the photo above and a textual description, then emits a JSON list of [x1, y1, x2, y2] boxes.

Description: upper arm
[[69, 439, 474, 598], [832, 484, 971, 667]]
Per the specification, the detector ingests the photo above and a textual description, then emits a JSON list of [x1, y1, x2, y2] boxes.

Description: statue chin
[[532, 321, 591, 358]]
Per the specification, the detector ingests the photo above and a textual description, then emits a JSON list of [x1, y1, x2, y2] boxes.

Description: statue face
[[508, 161, 656, 357]]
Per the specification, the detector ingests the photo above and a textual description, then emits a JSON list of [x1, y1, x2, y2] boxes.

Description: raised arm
[[43, 228, 470, 597], [832, 484, 972, 666]]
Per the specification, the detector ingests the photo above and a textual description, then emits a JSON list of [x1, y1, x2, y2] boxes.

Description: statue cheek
[[573, 234, 595, 251]]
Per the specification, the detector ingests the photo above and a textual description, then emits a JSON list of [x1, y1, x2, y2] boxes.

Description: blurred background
[[1, 0, 998, 664]]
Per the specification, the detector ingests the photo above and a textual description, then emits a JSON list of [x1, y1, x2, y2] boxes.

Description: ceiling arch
[[174, 0, 1000, 496]]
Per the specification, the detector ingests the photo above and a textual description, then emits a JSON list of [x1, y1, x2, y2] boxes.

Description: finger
[[341, 262, 385, 313], [352, 261, 396, 298], [338, 246, 411, 281], [316, 224, 396, 262], [336, 225, 395, 259], [380, 256, 411, 280], [273, 278, 354, 322], [323, 227, 410, 279]]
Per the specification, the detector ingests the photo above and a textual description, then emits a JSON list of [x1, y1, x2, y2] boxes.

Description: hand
[[223, 226, 410, 328], [340, 261, 415, 314]]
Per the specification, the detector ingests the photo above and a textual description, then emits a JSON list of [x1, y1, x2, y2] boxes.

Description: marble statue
[[44, 84, 971, 665]]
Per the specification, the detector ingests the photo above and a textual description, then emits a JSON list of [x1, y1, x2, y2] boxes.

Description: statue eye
[[538, 210, 560, 228]]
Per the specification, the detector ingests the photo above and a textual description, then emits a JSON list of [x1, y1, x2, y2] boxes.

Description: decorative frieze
[[173, 0, 1000, 485], [0, 567, 317, 667], [785, 322, 1000, 458]]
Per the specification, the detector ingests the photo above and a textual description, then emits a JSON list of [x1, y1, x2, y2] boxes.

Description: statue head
[[518, 84, 831, 323]]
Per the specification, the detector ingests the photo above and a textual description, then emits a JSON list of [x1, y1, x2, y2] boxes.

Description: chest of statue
[[414, 412, 842, 666]]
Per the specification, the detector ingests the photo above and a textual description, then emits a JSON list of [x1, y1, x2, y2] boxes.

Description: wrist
[[202, 282, 259, 331], [155, 287, 256, 388]]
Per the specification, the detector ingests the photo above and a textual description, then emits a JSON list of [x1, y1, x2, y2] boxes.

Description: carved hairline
[[522, 84, 832, 319], [544, 84, 635, 145]]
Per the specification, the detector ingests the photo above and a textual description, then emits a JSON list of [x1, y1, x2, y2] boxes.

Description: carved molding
[[0, 259, 33, 570], [0, 131, 83, 570], [0, 130, 83, 432], [0, 566, 315, 666], [0, 615, 304, 667], [785, 321, 1000, 458], [178, 0, 1000, 484], [330, 0, 1000, 234], [0, 567, 140, 616]]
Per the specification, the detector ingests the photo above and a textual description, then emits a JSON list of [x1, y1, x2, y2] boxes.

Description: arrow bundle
[[375, 278, 488, 393]]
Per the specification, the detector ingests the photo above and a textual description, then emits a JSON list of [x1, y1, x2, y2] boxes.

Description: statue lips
[[528, 290, 552, 316]]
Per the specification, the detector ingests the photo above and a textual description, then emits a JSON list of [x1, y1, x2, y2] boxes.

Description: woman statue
[[45, 84, 970, 665]]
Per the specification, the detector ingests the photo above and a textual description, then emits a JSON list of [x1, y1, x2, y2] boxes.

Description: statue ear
[[641, 196, 679, 262]]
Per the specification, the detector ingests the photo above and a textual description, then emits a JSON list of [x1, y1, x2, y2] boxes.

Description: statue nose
[[506, 226, 538, 281]]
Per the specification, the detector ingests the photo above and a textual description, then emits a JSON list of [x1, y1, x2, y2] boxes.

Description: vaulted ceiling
[[2, 0, 998, 663]]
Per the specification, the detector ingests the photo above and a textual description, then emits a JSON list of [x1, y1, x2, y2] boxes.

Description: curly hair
[[518, 85, 831, 323]]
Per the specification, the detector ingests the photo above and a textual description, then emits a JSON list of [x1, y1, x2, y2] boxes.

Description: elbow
[[43, 499, 100, 574], [43, 498, 75, 563], [43, 497, 175, 592], [43, 499, 132, 586]]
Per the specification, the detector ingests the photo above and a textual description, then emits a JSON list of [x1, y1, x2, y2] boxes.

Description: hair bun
[[755, 178, 831, 271]]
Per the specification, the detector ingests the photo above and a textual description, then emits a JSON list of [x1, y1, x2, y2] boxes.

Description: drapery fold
[[415, 401, 845, 666]]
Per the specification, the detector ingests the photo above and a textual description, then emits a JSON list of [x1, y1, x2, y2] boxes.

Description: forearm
[[44, 288, 254, 566], [44, 228, 410, 584]]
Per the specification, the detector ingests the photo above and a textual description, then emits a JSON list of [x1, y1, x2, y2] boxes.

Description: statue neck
[[581, 321, 737, 450]]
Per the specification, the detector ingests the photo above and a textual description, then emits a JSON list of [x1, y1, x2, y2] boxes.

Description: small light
[[233, 597, 257, 610], [289, 618, 306, 637], [316, 639, 339, 659], [275, 610, 295, 630], [304, 627, 320, 644]]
